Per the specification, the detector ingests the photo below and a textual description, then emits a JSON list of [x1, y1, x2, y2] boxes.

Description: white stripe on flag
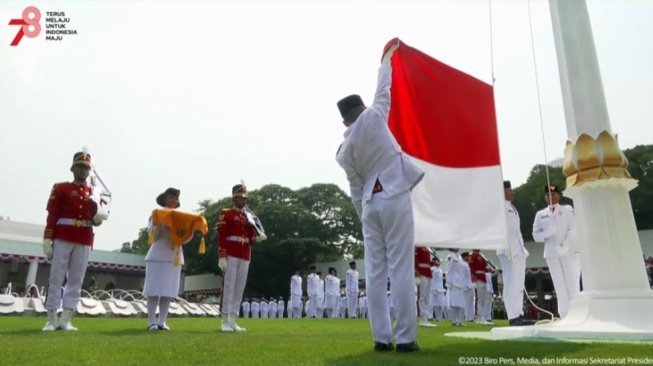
[[409, 156, 507, 250]]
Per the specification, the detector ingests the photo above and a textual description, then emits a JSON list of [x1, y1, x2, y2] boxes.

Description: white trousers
[[475, 284, 492, 320], [499, 254, 527, 319], [308, 294, 317, 317], [546, 255, 581, 318], [220, 256, 250, 316], [278, 307, 284, 318], [45, 239, 91, 310], [464, 289, 475, 320], [417, 276, 432, 317], [316, 298, 324, 318], [346, 291, 358, 318], [362, 190, 417, 345]]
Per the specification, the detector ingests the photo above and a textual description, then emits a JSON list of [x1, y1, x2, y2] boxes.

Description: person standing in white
[[290, 269, 303, 318], [430, 259, 446, 321], [446, 249, 467, 327], [306, 266, 319, 318], [242, 299, 250, 318], [143, 188, 188, 331], [260, 299, 269, 318], [324, 268, 339, 318], [335, 39, 423, 353], [346, 261, 360, 318], [269, 298, 277, 318], [277, 297, 285, 318], [316, 272, 325, 318], [460, 252, 475, 322], [498, 180, 535, 326], [250, 299, 259, 319], [533, 184, 580, 319]]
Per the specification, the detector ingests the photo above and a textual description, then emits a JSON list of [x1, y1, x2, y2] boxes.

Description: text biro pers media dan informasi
[[458, 356, 653, 365]]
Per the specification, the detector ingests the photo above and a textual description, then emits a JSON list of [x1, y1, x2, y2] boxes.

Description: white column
[[491, 0, 653, 340], [25, 260, 38, 287]]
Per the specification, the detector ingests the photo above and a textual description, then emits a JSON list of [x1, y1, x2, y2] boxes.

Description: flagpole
[[492, 0, 653, 340]]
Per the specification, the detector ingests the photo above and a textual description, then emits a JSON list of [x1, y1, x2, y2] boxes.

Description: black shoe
[[396, 341, 420, 353], [374, 342, 395, 352], [509, 316, 536, 326]]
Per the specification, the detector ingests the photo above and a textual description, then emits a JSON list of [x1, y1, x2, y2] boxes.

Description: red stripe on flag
[[387, 40, 500, 168]]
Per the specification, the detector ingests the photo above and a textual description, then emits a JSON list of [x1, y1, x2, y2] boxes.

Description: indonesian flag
[[386, 38, 507, 250]]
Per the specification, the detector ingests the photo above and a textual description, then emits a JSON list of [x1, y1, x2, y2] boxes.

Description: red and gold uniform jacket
[[415, 246, 432, 278], [217, 207, 257, 261], [469, 252, 488, 283], [44, 182, 99, 246]]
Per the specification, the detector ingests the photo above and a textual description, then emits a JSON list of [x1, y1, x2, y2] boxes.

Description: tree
[[513, 144, 653, 240], [119, 228, 150, 255]]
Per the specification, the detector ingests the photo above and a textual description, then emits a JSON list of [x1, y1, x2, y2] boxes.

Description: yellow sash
[[148, 208, 208, 266]]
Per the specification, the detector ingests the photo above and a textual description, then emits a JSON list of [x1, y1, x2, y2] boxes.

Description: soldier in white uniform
[[346, 261, 360, 318], [144, 188, 189, 331], [250, 299, 259, 318], [277, 297, 285, 318], [461, 252, 475, 322], [358, 293, 367, 318], [533, 184, 580, 319], [290, 269, 303, 318], [446, 249, 467, 326], [242, 298, 250, 318], [324, 268, 339, 318], [498, 181, 535, 326], [316, 272, 325, 318], [430, 259, 446, 321], [260, 298, 269, 318], [339, 293, 347, 318], [269, 298, 277, 318], [335, 40, 422, 352], [306, 266, 319, 318]]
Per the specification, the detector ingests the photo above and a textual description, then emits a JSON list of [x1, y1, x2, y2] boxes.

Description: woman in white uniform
[[143, 187, 186, 331]]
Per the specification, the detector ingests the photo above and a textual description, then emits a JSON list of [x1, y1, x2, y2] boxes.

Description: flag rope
[[526, 0, 554, 207]]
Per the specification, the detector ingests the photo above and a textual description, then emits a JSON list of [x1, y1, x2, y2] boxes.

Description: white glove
[[471, 282, 477, 289], [93, 213, 108, 224], [446, 282, 451, 289], [218, 258, 227, 272], [256, 233, 268, 243], [382, 40, 400, 64], [42, 239, 53, 258], [545, 227, 557, 238], [414, 277, 421, 286]]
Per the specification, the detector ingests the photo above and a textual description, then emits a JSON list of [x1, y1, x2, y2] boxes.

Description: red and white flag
[[386, 39, 507, 250]]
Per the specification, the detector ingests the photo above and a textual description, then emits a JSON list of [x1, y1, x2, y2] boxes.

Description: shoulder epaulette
[[221, 208, 232, 212]]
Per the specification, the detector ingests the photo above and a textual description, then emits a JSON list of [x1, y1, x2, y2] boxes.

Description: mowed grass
[[1, 316, 651, 366]]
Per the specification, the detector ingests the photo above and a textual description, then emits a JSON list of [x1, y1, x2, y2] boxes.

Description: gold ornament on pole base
[[562, 130, 636, 190]]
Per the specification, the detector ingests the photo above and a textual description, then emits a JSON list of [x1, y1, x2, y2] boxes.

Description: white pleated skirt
[[143, 261, 181, 298]]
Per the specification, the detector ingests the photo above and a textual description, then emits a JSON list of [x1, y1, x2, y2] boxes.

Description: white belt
[[57, 218, 93, 228], [226, 236, 249, 244], [474, 270, 486, 274], [418, 263, 431, 268]]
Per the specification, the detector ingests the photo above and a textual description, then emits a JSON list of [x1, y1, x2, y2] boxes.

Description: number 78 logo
[[9, 6, 41, 46]]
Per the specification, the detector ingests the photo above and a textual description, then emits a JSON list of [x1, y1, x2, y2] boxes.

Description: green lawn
[[1, 317, 651, 366]]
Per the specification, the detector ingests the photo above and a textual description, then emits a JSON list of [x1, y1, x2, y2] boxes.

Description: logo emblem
[[176, 229, 187, 238], [9, 6, 41, 46]]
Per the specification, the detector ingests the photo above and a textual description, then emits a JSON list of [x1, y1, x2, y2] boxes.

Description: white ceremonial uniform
[[430, 266, 445, 321], [304, 299, 310, 318], [533, 203, 580, 318], [339, 296, 347, 318], [290, 274, 303, 318], [446, 252, 467, 325], [307, 273, 319, 318], [260, 300, 269, 318], [269, 300, 277, 318], [462, 261, 475, 321], [336, 59, 424, 346], [498, 200, 529, 320], [346, 268, 359, 318], [482, 272, 494, 321], [144, 220, 186, 297], [324, 275, 339, 318], [277, 299, 284, 318], [316, 279, 325, 318], [242, 301, 250, 318], [251, 301, 260, 318]]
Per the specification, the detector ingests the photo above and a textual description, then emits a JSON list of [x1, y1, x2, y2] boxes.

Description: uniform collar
[[232, 206, 244, 212]]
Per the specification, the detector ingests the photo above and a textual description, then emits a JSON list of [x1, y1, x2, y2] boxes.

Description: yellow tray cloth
[[148, 208, 208, 266]]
